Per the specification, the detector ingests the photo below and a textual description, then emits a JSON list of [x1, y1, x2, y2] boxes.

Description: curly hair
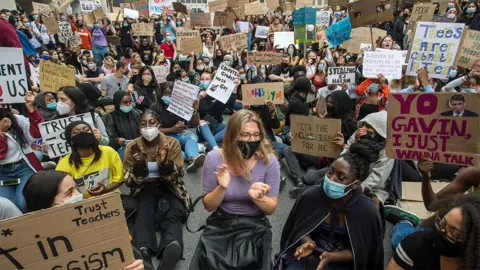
[[341, 138, 382, 182]]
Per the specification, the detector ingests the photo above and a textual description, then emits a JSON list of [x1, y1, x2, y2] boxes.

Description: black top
[[85, 67, 105, 78], [358, 103, 379, 121], [285, 94, 309, 127], [393, 230, 441, 270], [133, 83, 156, 112], [199, 94, 237, 123], [270, 65, 292, 80], [138, 45, 154, 65], [149, 101, 184, 129]]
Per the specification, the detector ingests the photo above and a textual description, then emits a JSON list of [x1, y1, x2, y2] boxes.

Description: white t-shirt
[[317, 85, 343, 98]]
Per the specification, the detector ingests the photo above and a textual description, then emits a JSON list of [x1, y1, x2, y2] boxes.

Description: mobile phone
[[131, 143, 141, 154], [0, 179, 20, 186]]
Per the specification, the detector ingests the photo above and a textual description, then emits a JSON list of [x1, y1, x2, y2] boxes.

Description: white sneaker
[[187, 154, 206, 173], [198, 143, 207, 153]]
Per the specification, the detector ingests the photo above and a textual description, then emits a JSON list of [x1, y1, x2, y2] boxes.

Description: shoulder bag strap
[[186, 194, 207, 233]]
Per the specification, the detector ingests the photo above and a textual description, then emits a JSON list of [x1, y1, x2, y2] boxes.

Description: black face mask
[[281, 63, 289, 69], [326, 104, 335, 116], [434, 230, 465, 257], [237, 141, 261, 160], [71, 132, 96, 148]]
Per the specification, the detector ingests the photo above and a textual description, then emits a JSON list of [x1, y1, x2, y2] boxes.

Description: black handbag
[[187, 196, 273, 270]]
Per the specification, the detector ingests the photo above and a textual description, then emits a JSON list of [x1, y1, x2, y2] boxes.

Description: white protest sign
[[0, 47, 28, 104], [167, 80, 199, 121], [316, 10, 330, 27], [327, 66, 356, 84], [406, 22, 464, 79], [360, 43, 372, 52], [255, 26, 269, 39], [39, 113, 95, 158], [151, 65, 169, 83], [236, 21, 249, 33], [207, 63, 239, 104], [149, 0, 173, 15], [274, 32, 294, 49], [377, 48, 408, 64], [363, 51, 403, 80], [124, 8, 139, 19]]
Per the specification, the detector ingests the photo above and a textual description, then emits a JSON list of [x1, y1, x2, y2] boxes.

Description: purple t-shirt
[[203, 150, 280, 215]]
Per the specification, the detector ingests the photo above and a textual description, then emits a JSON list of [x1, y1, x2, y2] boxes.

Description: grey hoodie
[[341, 110, 394, 204]]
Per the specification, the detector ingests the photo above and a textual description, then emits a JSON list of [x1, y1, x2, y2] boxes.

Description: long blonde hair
[[222, 110, 275, 180]]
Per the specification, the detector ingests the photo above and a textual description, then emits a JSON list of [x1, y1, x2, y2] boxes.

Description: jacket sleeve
[[356, 78, 373, 97], [380, 83, 390, 100], [103, 114, 120, 150], [0, 135, 7, 160], [167, 137, 184, 167], [94, 113, 110, 146], [360, 152, 395, 203], [28, 108, 45, 138]]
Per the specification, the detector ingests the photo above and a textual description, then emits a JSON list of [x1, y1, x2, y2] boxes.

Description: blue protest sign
[[326, 16, 352, 48]]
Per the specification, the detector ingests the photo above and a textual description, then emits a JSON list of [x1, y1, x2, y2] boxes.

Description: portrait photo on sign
[[441, 95, 479, 117]]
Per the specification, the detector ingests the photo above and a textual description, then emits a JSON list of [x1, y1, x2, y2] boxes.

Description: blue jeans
[[92, 45, 108, 65], [286, 257, 351, 269], [233, 102, 243, 111], [167, 130, 199, 160], [284, 125, 292, 142], [0, 163, 36, 212], [198, 123, 226, 149], [392, 221, 421, 249], [273, 141, 288, 159], [117, 147, 126, 161]]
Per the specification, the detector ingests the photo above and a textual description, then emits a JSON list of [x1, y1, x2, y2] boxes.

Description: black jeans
[[283, 146, 320, 179], [134, 182, 188, 256], [401, 160, 460, 182]]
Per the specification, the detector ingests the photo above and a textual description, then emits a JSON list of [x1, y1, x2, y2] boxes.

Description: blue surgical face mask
[[46, 102, 57, 110], [94, 23, 99, 28], [63, 193, 83, 204], [368, 83, 380, 93], [240, 74, 246, 80], [119, 105, 132, 113], [449, 69, 457, 78], [24, 22, 30, 27], [461, 88, 476, 93], [33, 15, 38, 20], [41, 55, 50, 60], [199, 80, 211, 90], [33, 58, 40, 65], [318, 63, 324, 70], [323, 175, 355, 199], [466, 7, 476, 14], [161, 96, 171, 105], [448, 3, 455, 8]]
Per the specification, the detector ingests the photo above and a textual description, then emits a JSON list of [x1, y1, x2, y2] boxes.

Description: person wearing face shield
[[21, 170, 146, 270], [355, 73, 389, 120], [123, 110, 189, 270], [276, 139, 384, 270]]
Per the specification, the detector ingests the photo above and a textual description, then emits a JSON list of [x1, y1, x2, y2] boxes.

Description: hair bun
[[349, 138, 382, 164]]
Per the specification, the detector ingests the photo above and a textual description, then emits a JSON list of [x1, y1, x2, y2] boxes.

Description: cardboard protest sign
[[406, 22, 464, 79], [106, 35, 121, 45], [173, 2, 188, 15], [267, 0, 279, 9], [176, 30, 200, 51], [293, 7, 317, 44], [274, 32, 294, 49], [177, 35, 203, 53], [209, 0, 228, 12], [317, 10, 330, 27], [219, 33, 248, 51], [246, 52, 283, 66], [39, 113, 95, 158], [330, 0, 349, 6], [296, 0, 313, 8], [456, 29, 480, 69], [83, 12, 96, 26], [124, 8, 139, 19], [376, 48, 408, 63], [343, 27, 386, 54], [132, 0, 149, 17], [241, 82, 284, 105], [79, 0, 101, 12], [431, 0, 449, 15], [386, 93, 480, 166], [0, 193, 133, 270], [290, 115, 342, 158], [190, 13, 211, 28], [410, 3, 436, 22], [244, 1, 268, 16], [363, 51, 403, 79], [131, 23, 154, 36], [167, 80, 200, 121], [227, 0, 249, 19], [206, 63, 239, 104], [348, 0, 394, 28], [32, 2, 52, 14], [44, 15, 59, 35], [51, 0, 74, 11], [0, 48, 28, 104], [236, 21, 249, 33], [283, 2, 295, 12], [149, 0, 173, 15], [327, 66, 356, 84], [326, 16, 351, 48], [255, 26, 269, 39], [39, 60, 76, 93], [92, 7, 106, 21], [399, 182, 449, 219], [360, 43, 373, 52], [213, 11, 234, 28], [151, 65, 169, 83], [120, 3, 133, 9]]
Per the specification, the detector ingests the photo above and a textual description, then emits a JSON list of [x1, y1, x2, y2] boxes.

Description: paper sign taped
[[363, 51, 403, 79], [167, 80, 200, 121], [327, 66, 356, 84], [274, 32, 294, 49], [0, 193, 134, 270], [290, 115, 342, 158], [206, 63, 239, 104], [406, 22, 464, 79], [241, 82, 284, 105], [39, 60, 76, 93], [39, 113, 95, 158], [386, 93, 480, 166], [255, 26, 269, 39]]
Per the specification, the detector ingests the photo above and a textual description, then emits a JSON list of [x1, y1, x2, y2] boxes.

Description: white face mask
[[141, 126, 159, 141], [447, 13, 456, 19], [56, 101, 71, 115]]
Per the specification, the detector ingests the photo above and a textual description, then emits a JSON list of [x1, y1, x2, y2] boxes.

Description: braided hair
[[341, 138, 382, 182]]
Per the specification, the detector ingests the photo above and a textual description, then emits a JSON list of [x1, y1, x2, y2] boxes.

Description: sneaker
[[198, 143, 207, 153], [139, 247, 152, 266], [41, 161, 57, 170], [212, 145, 221, 151], [288, 184, 305, 199], [158, 241, 182, 270], [186, 154, 206, 173], [384, 205, 420, 227]]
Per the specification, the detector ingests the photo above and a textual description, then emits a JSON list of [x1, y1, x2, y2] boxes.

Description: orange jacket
[[71, 23, 92, 50], [355, 78, 389, 120]]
